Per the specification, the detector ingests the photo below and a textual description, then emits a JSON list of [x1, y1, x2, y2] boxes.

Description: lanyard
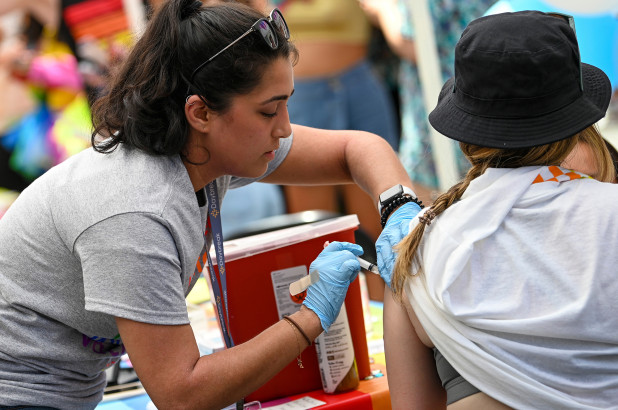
[[199, 181, 234, 348]]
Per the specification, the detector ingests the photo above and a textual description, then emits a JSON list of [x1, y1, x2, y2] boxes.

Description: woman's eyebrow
[[260, 89, 295, 105]]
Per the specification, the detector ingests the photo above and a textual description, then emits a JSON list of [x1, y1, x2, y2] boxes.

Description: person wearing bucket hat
[[383, 11, 618, 409], [428, 11, 611, 148]]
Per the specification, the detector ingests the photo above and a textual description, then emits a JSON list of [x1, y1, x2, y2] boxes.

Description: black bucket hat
[[428, 11, 612, 149]]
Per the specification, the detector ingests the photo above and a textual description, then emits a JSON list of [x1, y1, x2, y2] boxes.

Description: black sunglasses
[[189, 8, 289, 83]]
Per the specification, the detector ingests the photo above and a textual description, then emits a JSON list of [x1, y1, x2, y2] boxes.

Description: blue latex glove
[[375, 202, 422, 288], [303, 241, 363, 331]]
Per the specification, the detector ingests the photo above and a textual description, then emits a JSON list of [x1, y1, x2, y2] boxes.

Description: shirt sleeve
[[75, 212, 190, 325]]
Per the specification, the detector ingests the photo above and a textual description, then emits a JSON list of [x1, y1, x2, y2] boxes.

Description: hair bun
[[181, 0, 202, 20]]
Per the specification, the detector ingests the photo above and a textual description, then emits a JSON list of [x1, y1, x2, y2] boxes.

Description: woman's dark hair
[[90, 0, 297, 155]]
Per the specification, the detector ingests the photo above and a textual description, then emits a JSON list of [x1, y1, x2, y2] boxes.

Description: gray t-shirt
[[0, 135, 292, 408]]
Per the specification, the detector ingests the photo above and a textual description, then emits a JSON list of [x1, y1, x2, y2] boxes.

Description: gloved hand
[[375, 202, 422, 288], [303, 241, 363, 331]]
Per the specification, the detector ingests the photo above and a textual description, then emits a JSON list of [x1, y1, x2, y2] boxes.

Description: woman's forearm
[[117, 307, 323, 410]]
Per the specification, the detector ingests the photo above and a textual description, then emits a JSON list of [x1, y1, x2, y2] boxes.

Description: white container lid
[[213, 214, 360, 262]]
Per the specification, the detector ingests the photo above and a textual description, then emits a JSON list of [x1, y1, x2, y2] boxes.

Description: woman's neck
[[182, 157, 219, 193]]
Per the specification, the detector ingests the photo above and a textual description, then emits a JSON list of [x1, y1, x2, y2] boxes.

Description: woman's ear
[[185, 95, 211, 133]]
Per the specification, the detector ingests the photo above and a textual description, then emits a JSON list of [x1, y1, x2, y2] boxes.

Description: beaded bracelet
[[380, 195, 424, 228]]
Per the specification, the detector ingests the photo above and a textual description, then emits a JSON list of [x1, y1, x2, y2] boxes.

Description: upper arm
[[76, 213, 189, 323], [262, 124, 355, 185], [384, 286, 446, 409], [366, 0, 417, 63], [263, 124, 411, 206]]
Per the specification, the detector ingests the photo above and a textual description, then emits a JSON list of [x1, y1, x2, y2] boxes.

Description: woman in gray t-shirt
[[0, 1, 417, 408]]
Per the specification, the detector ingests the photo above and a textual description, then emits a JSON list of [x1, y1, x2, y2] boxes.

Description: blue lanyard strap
[[202, 181, 234, 348]]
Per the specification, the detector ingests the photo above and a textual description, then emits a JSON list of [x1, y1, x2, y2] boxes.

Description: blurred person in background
[[361, 0, 495, 205], [0, 0, 147, 218], [0, 0, 92, 216], [269, 0, 400, 245]]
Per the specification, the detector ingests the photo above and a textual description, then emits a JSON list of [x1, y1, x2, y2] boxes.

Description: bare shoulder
[[402, 290, 435, 348]]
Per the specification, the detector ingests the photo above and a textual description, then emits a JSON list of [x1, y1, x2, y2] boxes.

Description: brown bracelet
[[283, 317, 304, 368], [282, 315, 312, 346]]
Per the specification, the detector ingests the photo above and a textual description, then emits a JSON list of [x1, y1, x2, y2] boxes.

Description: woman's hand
[[302, 241, 363, 331], [375, 202, 422, 287]]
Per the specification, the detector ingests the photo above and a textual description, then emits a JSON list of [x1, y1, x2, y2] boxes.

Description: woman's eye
[[262, 112, 277, 118]]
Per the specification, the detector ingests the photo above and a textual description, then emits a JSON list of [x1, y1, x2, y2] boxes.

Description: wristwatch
[[377, 184, 417, 215]]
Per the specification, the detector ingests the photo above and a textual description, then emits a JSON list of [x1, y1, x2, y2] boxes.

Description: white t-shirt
[[407, 166, 618, 409]]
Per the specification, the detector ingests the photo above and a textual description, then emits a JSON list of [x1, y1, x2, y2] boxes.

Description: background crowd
[[1, 0, 616, 223]]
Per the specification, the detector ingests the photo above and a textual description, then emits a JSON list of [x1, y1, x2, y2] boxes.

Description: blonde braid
[[390, 133, 588, 302], [391, 163, 486, 300]]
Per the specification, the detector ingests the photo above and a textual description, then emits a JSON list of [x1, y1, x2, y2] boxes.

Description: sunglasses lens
[[271, 10, 290, 39], [257, 20, 277, 49], [547, 12, 582, 91], [548, 12, 576, 33]]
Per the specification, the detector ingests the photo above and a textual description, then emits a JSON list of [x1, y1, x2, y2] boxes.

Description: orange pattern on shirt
[[532, 166, 592, 184]]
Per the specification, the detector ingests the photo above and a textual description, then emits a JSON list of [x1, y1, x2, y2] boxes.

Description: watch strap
[[377, 185, 417, 214]]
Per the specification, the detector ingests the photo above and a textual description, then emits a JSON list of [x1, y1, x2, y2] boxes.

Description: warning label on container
[[315, 305, 356, 393], [271, 265, 308, 318]]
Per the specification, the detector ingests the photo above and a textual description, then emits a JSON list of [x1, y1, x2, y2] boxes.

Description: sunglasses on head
[[547, 12, 583, 91], [189, 8, 289, 83]]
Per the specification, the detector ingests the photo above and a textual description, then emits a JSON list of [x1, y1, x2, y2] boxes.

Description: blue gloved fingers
[[310, 249, 360, 271], [309, 242, 362, 287], [375, 202, 422, 288], [323, 241, 364, 256], [302, 241, 363, 331], [340, 258, 361, 284]]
